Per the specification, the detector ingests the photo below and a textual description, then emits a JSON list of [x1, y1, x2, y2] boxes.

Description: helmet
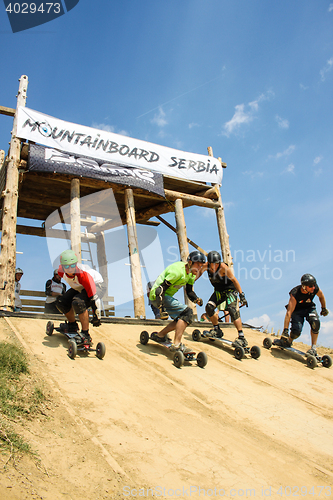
[[60, 249, 78, 267], [301, 274, 317, 287], [15, 268, 23, 274], [207, 251, 221, 264], [187, 250, 206, 264]]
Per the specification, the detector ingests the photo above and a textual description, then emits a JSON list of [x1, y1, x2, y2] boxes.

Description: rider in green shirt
[[149, 251, 206, 353]]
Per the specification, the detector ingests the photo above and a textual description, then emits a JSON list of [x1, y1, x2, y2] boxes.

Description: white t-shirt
[[14, 281, 22, 308]]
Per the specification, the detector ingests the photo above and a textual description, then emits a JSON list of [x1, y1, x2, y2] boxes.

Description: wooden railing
[[19, 290, 115, 316]]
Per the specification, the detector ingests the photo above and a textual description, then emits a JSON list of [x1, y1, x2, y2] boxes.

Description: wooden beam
[[164, 188, 220, 208], [174, 199, 198, 319], [70, 178, 81, 261], [5, 224, 97, 242], [208, 147, 233, 269], [0, 106, 15, 117], [156, 215, 207, 255], [125, 188, 145, 319], [96, 232, 108, 297], [0, 75, 28, 311]]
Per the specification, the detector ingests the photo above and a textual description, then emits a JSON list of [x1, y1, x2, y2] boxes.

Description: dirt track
[[1, 316, 333, 500]]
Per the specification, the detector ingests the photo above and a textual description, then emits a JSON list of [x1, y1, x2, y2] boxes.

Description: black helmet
[[187, 250, 206, 264], [301, 274, 317, 287], [207, 251, 221, 264]]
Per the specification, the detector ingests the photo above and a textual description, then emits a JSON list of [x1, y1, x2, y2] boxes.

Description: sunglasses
[[63, 264, 76, 269]]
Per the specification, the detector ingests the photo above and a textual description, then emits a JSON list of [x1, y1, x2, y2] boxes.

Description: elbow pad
[[186, 284, 198, 302]]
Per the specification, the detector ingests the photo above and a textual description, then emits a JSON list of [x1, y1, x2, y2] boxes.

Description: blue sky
[[0, 1, 332, 346]]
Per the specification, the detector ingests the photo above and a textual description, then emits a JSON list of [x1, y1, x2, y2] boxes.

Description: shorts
[[151, 295, 187, 321], [58, 288, 91, 314], [291, 305, 319, 334], [209, 289, 239, 320]]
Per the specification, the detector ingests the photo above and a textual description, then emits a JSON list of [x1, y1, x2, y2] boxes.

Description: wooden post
[[208, 147, 233, 270], [96, 232, 108, 292], [174, 199, 198, 320], [70, 178, 81, 262], [125, 188, 145, 318], [0, 75, 28, 310]]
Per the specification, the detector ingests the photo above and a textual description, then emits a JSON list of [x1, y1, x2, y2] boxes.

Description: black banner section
[[28, 144, 165, 198]]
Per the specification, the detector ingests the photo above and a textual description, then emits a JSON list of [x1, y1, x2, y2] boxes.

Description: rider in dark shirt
[[197, 251, 248, 348], [278, 273, 328, 356]]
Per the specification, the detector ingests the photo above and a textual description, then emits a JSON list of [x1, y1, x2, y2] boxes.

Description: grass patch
[[0, 341, 45, 460]]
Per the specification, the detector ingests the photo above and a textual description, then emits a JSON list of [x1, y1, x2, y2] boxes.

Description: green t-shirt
[[150, 261, 196, 299]]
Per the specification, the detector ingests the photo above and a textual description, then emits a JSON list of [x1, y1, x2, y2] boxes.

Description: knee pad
[[72, 295, 87, 315], [55, 296, 71, 315], [290, 330, 301, 340], [308, 313, 320, 334], [227, 303, 240, 321], [178, 307, 193, 325], [205, 301, 216, 318]]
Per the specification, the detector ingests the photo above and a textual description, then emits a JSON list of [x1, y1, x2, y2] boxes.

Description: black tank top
[[290, 285, 319, 310], [207, 268, 236, 293]]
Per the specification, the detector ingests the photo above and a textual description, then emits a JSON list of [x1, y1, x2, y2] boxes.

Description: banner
[[17, 107, 223, 185], [28, 144, 165, 197]]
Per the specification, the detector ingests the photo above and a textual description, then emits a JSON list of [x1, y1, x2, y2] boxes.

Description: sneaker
[[169, 343, 180, 352], [213, 325, 224, 338], [280, 336, 293, 348], [151, 332, 168, 343], [80, 331, 92, 345], [306, 347, 317, 357], [67, 321, 79, 333], [233, 336, 248, 348]]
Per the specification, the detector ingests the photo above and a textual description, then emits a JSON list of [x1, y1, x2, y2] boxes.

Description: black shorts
[[60, 288, 91, 314]]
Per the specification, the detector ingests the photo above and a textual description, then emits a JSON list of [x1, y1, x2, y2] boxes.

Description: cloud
[[92, 122, 129, 136], [151, 107, 167, 127], [329, 4, 333, 12], [300, 83, 309, 90], [189, 122, 199, 129], [243, 170, 264, 178], [313, 156, 323, 165], [283, 163, 295, 174], [320, 57, 333, 81], [320, 319, 333, 348], [269, 144, 295, 160], [222, 91, 274, 136], [245, 313, 273, 330], [275, 115, 289, 129]]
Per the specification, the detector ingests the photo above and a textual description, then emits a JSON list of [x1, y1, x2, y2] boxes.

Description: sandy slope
[[1, 316, 333, 500]]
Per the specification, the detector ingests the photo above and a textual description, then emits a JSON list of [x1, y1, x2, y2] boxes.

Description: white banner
[[16, 107, 223, 185]]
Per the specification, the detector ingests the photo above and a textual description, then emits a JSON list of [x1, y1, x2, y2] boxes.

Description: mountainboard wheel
[[68, 340, 77, 359], [197, 351, 208, 368], [173, 350, 184, 368], [192, 329, 201, 342], [234, 346, 245, 360], [263, 337, 272, 349], [96, 342, 106, 359], [306, 354, 317, 369], [250, 345, 261, 359], [321, 355, 332, 368], [46, 321, 54, 336], [140, 330, 149, 345]]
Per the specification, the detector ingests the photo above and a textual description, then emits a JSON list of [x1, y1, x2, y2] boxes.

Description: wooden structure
[[0, 75, 232, 318], [16, 289, 114, 316]]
